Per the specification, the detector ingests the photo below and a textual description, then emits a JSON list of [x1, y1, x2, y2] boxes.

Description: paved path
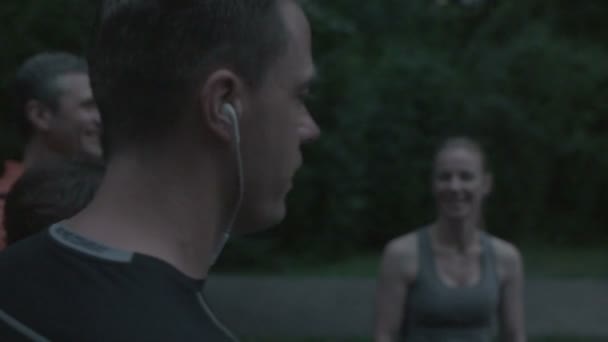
[[205, 276, 608, 338]]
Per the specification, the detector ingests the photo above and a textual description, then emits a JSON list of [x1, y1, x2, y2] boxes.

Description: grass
[[217, 246, 606, 342], [241, 337, 605, 342], [531, 338, 607, 342], [216, 245, 608, 278], [519, 244, 608, 278], [242, 338, 366, 342]]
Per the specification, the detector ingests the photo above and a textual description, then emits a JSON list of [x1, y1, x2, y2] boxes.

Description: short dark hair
[[89, 0, 288, 158], [12, 52, 88, 139], [3, 159, 104, 245]]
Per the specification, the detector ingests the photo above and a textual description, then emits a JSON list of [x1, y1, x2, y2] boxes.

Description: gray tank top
[[401, 227, 499, 342]]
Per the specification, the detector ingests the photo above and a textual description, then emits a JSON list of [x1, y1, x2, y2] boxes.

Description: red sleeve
[[0, 198, 6, 250]]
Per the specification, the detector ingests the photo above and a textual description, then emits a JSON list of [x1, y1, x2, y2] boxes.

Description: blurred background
[[1, 0, 607, 341]]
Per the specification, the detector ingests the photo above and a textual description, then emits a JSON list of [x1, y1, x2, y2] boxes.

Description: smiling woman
[[374, 137, 526, 342]]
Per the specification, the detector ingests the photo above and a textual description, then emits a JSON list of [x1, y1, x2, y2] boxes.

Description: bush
[[1, 0, 607, 263]]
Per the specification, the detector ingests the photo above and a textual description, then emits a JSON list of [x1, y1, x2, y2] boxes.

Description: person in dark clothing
[[0, 52, 102, 250]]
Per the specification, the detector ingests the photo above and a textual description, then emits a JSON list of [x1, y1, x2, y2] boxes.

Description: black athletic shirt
[[0, 224, 237, 342]]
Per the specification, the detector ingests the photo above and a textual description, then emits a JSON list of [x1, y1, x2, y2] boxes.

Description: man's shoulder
[[0, 234, 59, 298], [0, 234, 68, 340], [0, 233, 48, 268], [0, 237, 236, 341], [0, 234, 125, 341]]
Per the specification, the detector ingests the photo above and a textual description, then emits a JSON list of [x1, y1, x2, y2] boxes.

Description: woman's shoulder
[[487, 234, 524, 279], [383, 228, 425, 257], [488, 235, 522, 260], [380, 230, 420, 280]]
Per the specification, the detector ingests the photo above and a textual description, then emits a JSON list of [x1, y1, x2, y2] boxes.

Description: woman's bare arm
[[374, 236, 416, 342], [495, 239, 526, 342]]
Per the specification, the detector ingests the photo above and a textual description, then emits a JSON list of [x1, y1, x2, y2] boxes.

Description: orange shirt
[[0, 160, 24, 249]]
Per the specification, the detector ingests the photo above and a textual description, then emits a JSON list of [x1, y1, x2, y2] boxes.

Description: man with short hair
[[12, 52, 102, 166], [0, 52, 102, 249], [0, 0, 319, 341]]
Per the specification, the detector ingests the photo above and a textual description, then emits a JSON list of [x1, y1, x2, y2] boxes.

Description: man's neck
[[22, 140, 63, 169], [66, 152, 233, 279]]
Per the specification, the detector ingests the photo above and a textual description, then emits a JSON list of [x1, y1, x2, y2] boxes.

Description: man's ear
[[25, 99, 53, 132], [198, 69, 245, 143]]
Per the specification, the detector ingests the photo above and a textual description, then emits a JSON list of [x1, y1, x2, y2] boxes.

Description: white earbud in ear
[[222, 103, 238, 124], [221, 103, 240, 144], [211, 102, 244, 266]]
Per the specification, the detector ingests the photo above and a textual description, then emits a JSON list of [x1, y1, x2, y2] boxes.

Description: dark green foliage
[[271, 0, 608, 258], [1, 0, 607, 262]]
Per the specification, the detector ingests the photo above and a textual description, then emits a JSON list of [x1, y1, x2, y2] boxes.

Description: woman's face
[[432, 147, 491, 222]]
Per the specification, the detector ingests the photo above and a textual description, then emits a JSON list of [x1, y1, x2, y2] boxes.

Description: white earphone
[[221, 103, 240, 144], [210, 103, 244, 266]]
